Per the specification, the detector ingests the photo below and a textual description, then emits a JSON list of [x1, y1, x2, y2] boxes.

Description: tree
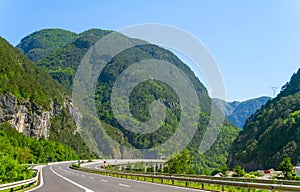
[[233, 165, 246, 177], [220, 164, 229, 175], [277, 157, 294, 179], [165, 149, 194, 174]]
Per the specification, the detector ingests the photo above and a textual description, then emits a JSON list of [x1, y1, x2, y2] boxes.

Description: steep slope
[[17, 29, 239, 173], [214, 97, 271, 128], [228, 69, 300, 171], [0, 36, 95, 159]]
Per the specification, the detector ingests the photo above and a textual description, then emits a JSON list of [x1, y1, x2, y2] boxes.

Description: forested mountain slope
[[228, 69, 300, 171], [17, 29, 240, 174], [0, 36, 95, 159]]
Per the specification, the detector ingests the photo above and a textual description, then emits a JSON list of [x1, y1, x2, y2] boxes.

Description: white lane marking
[[82, 175, 86, 177], [89, 176, 94, 180], [118, 183, 130, 188], [100, 179, 107, 182], [27, 166, 45, 192], [50, 166, 94, 192], [95, 172, 204, 191]]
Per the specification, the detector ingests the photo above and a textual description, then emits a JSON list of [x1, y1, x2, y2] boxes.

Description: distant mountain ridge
[[214, 97, 271, 128]]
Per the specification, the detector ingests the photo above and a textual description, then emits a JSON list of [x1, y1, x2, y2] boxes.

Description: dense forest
[[0, 122, 78, 183], [228, 69, 300, 171]]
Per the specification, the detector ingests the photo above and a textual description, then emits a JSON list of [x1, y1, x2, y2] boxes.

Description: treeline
[[0, 122, 78, 183]]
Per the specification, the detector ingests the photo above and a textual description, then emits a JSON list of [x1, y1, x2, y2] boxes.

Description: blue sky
[[1, 0, 300, 101]]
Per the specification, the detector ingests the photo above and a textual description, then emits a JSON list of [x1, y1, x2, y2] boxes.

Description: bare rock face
[[0, 94, 81, 139], [64, 95, 82, 132]]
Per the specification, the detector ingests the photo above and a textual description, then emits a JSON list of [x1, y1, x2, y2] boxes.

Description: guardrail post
[[201, 183, 204, 189], [185, 181, 188, 187], [172, 178, 174, 185], [222, 185, 224, 191], [10, 188, 13, 192], [161, 178, 163, 183], [152, 177, 154, 183]]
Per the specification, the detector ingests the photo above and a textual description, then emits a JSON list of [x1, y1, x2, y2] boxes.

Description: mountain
[[228, 69, 300, 171], [17, 28, 111, 92], [0, 36, 95, 159], [214, 97, 271, 128], [16, 29, 78, 63], [17, 28, 240, 174]]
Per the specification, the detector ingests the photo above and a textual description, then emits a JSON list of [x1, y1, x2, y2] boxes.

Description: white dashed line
[[118, 183, 130, 188], [89, 176, 94, 180], [101, 179, 107, 182]]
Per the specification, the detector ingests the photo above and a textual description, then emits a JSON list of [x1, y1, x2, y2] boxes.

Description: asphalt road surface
[[32, 163, 209, 192]]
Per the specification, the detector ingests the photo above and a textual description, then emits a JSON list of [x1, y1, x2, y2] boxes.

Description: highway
[[81, 159, 165, 170], [32, 162, 209, 192]]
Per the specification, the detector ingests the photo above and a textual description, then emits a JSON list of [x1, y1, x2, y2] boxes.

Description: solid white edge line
[[26, 166, 44, 192], [50, 166, 94, 192]]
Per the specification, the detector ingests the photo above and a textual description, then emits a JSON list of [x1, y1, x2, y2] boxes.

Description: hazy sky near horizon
[[1, 0, 300, 101]]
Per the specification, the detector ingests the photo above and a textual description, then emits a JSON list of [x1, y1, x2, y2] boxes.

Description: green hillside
[[16, 28, 78, 63], [17, 28, 111, 92], [228, 69, 300, 171], [0, 36, 65, 108], [0, 36, 95, 159], [17, 28, 239, 174]]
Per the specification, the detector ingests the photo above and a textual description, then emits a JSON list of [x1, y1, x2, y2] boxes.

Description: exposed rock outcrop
[[0, 94, 81, 139], [64, 95, 82, 132]]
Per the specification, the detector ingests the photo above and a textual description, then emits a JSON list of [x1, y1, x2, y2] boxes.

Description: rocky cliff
[[0, 94, 81, 139]]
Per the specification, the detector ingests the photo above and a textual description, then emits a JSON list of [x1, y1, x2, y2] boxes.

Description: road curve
[[32, 163, 210, 192]]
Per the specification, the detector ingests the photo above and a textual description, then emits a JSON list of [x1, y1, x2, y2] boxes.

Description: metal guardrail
[[127, 171, 300, 186], [73, 166, 300, 191], [0, 169, 39, 191]]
